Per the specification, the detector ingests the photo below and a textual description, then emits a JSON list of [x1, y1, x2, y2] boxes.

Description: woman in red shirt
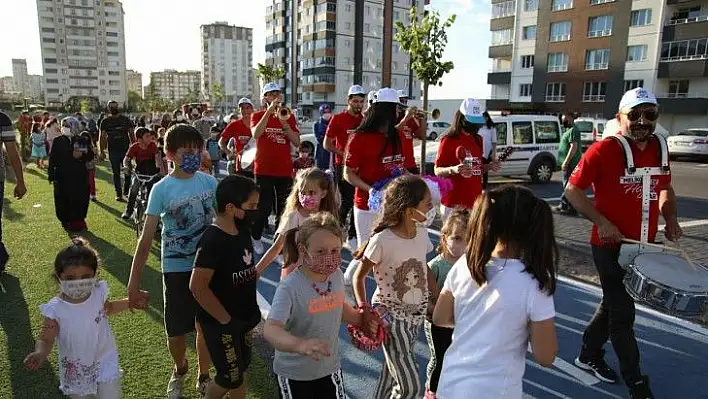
[[342, 87, 406, 285], [434, 98, 499, 220]]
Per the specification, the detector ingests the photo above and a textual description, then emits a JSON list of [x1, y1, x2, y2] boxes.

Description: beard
[[626, 123, 654, 142]]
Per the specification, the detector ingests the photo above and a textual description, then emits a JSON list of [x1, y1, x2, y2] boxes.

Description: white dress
[[40, 281, 121, 397]]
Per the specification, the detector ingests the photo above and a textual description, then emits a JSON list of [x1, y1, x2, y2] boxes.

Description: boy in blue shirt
[[127, 124, 218, 398], [205, 125, 222, 177]]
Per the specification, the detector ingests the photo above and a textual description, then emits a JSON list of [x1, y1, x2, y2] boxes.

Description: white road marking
[[662, 219, 708, 229], [526, 344, 600, 386], [522, 379, 573, 399]]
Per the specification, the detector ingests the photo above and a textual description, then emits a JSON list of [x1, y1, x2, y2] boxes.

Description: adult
[[324, 84, 366, 249], [313, 104, 332, 170], [193, 110, 214, 141], [45, 118, 60, 153], [0, 111, 27, 272], [250, 82, 300, 254], [477, 111, 498, 189], [565, 87, 681, 399], [434, 98, 498, 220], [554, 112, 581, 215], [396, 91, 427, 174], [342, 87, 406, 285], [160, 113, 172, 130], [219, 98, 254, 177], [99, 100, 135, 202], [168, 109, 186, 128]]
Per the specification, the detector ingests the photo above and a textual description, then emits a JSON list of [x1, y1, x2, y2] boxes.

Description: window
[[626, 45, 648, 62], [552, 0, 573, 11], [519, 83, 532, 96], [668, 80, 690, 98], [669, 6, 703, 25], [547, 52, 568, 72], [42, 37, 56, 43], [585, 49, 610, 70], [512, 122, 534, 145], [535, 121, 560, 143], [590, 0, 615, 4], [660, 39, 708, 61], [588, 15, 613, 37], [491, 29, 513, 45], [44, 58, 57, 64], [624, 80, 644, 91], [492, 0, 515, 18], [524, 0, 538, 12], [521, 55, 534, 68], [545, 82, 566, 102], [630, 9, 652, 27], [495, 123, 508, 145], [523, 26, 537, 40], [583, 82, 607, 102], [550, 21, 571, 41]]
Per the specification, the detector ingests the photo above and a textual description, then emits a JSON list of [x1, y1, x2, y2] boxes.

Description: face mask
[[299, 193, 321, 211], [412, 208, 435, 227], [59, 277, 96, 300], [61, 127, 72, 136], [176, 115, 184, 121], [305, 249, 341, 276], [322, 113, 332, 121], [179, 152, 201, 174], [236, 208, 259, 227], [445, 237, 466, 259]]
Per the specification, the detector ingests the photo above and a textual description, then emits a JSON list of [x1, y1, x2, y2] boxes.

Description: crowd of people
[[0, 82, 681, 399]]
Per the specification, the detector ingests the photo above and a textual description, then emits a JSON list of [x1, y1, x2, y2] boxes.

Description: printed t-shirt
[[221, 119, 252, 154], [437, 256, 555, 399], [428, 254, 454, 294], [194, 225, 260, 327], [146, 171, 218, 273], [99, 114, 133, 152], [325, 111, 363, 166], [276, 210, 307, 236], [557, 125, 582, 169], [435, 133, 484, 209], [569, 136, 671, 246], [268, 269, 345, 381], [398, 118, 420, 169], [126, 142, 159, 174], [364, 227, 434, 323], [344, 131, 406, 210], [251, 110, 300, 177]]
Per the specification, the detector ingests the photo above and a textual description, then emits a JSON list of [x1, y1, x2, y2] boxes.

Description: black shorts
[[277, 369, 346, 399], [163, 272, 198, 337], [201, 321, 254, 389]]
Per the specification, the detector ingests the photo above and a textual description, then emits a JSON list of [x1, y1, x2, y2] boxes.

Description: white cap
[[348, 85, 366, 96], [619, 87, 657, 111], [262, 82, 281, 94], [459, 98, 485, 124], [374, 88, 400, 104], [397, 89, 409, 99], [237, 97, 253, 107], [367, 90, 377, 104]]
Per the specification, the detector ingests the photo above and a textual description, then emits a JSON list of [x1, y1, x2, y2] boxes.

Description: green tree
[[127, 91, 143, 112], [210, 83, 224, 104], [255, 63, 286, 85], [395, 6, 456, 175], [183, 88, 199, 105]]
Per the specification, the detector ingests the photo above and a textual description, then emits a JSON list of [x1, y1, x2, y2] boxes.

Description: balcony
[[657, 57, 708, 78], [656, 92, 708, 115], [487, 71, 511, 84], [662, 16, 708, 41], [582, 95, 606, 102], [489, 44, 513, 58], [545, 95, 566, 103]]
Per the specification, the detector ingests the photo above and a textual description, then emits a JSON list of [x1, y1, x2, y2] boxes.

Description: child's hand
[[296, 339, 330, 361], [361, 307, 382, 337], [24, 351, 46, 370]]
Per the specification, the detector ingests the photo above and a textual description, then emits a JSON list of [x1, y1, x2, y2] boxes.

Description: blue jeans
[[559, 167, 575, 211]]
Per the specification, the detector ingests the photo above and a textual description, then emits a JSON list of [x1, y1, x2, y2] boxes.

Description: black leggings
[[335, 165, 356, 240], [424, 321, 453, 392], [253, 175, 293, 240], [277, 369, 346, 399], [108, 148, 130, 197]]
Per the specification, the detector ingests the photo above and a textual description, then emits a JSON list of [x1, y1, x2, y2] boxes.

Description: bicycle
[[128, 170, 161, 238]]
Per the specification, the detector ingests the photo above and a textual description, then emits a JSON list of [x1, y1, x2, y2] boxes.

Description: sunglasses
[[622, 109, 659, 122]]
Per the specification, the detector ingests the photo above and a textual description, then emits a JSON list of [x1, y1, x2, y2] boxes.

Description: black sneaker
[[121, 212, 132, 220], [629, 376, 654, 399], [574, 356, 618, 383]]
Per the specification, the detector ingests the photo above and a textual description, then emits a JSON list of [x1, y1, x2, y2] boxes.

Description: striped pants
[[375, 317, 423, 399], [277, 369, 346, 399]]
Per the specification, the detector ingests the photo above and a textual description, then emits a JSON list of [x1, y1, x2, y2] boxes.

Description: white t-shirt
[[477, 126, 497, 159], [40, 281, 121, 397], [437, 257, 555, 399], [364, 227, 434, 322], [276, 209, 308, 236]]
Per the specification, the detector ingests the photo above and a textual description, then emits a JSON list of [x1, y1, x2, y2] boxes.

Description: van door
[[528, 120, 561, 182], [498, 120, 535, 176], [490, 121, 511, 176]]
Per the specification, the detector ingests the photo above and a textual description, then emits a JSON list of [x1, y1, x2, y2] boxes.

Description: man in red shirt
[[324, 84, 366, 248], [219, 97, 254, 177], [396, 91, 426, 174], [565, 87, 682, 399], [250, 82, 300, 254]]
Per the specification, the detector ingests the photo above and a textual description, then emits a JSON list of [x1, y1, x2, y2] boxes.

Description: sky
[[0, 0, 491, 100]]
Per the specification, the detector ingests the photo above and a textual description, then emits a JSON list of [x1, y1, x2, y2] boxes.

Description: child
[[205, 126, 222, 177], [190, 175, 261, 399], [30, 122, 47, 168], [352, 174, 438, 398], [255, 167, 339, 280], [121, 127, 162, 220], [127, 124, 217, 398], [263, 212, 379, 398], [24, 237, 147, 398], [293, 141, 315, 174], [226, 137, 237, 176], [80, 130, 98, 202], [433, 185, 558, 399], [157, 127, 168, 172], [424, 209, 469, 399]]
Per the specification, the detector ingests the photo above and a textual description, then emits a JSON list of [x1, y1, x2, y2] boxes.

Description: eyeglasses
[[621, 108, 659, 122]]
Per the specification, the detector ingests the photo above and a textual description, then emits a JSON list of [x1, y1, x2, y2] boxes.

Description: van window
[[597, 123, 604, 134], [494, 122, 507, 145], [512, 122, 533, 145], [534, 121, 560, 144], [575, 121, 593, 133]]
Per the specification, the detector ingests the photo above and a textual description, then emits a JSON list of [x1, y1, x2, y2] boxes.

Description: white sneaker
[[252, 238, 264, 255], [346, 238, 358, 252], [166, 369, 187, 399]]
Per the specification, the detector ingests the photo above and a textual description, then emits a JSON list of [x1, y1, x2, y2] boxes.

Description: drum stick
[[621, 238, 682, 252]]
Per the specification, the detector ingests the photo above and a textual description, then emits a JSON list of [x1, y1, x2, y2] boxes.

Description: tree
[[255, 63, 286, 86], [127, 91, 143, 112], [395, 6, 456, 175]]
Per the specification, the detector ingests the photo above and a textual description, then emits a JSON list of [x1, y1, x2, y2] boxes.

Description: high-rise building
[[0, 77, 15, 94], [27, 75, 44, 100], [251, 68, 261, 101], [126, 69, 143, 97], [263, 0, 423, 117], [486, 0, 708, 131], [149, 70, 201, 103], [12, 59, 29, 96], [201, 23, 254, 104], [36, 0, 128, 107]]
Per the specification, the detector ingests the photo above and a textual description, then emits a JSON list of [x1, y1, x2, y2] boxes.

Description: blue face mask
[[179, 152, 201, 174]]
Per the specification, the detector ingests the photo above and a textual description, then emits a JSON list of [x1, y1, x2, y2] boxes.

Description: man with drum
[[219, 97, 254, 177], [564, 87, 682, 399]]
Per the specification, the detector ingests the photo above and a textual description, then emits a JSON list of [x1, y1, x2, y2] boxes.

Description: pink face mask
[[306, 250, 341, 276], [445, 237, 466, 259], [298, 192, 321, 211]]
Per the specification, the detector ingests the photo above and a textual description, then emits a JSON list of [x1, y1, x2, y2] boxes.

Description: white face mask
[[61, 127, 72, 136], [445, 237, 466, 259], [322, 113, 332, 121], [176, 115, 184, 121], [412, 208, 436, 227], [59, 277, 96, 300]]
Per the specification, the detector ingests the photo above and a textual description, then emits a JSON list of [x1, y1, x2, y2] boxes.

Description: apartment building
[[263, 0, 422, 117], [36, 0, 128, 108], [27, 75, 45, 100], [149, 70, 201, 103], [126, 69, 143, 97], [12, 59, 29, 96], [201, 23, 254, 104], [487, 0, 708, 132]]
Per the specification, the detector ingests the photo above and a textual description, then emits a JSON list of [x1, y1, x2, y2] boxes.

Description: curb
[[556, 238, 593, 257]]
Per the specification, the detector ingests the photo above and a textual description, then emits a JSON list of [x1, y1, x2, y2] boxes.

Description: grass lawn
[[0, 162, 279, 398]]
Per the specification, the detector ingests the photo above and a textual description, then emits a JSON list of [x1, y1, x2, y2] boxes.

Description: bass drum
[[240, 142, 256, 172]]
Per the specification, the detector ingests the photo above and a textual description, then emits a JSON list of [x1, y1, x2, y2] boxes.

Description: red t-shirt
[[221, 119, 252, 153], [325, 111, 363, 166], [250, 110, 300, 177], [398, 118, 420, 169], [126, 142, 158, 173], [434, 133, 484, 209], [345, 131, 406, 210], [569, 137, 671, 246]]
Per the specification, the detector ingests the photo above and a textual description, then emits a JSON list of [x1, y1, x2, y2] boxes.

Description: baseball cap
[[348, 85, 366, 96], [238, 97, 253, 107], [262, 82, 281, 94], [374, 88, 400, 104], [459, 98, 485, 124], [367, 90, 377, 104], [619, 87, 657, 111]]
